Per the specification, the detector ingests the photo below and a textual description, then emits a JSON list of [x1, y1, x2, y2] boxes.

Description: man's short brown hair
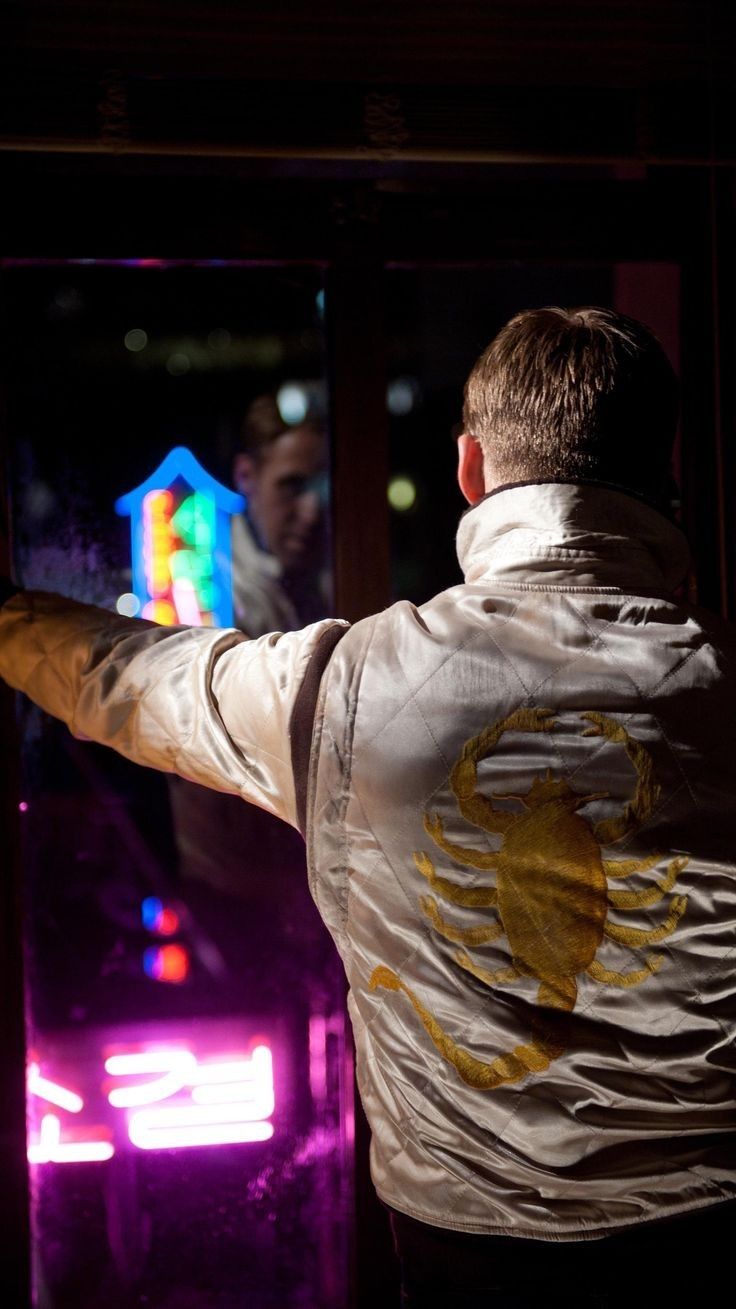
[[462, 306, 679, 499], [240, 393, 323, 461]]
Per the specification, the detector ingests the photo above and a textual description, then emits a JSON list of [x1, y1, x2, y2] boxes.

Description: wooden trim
[[327, 204, 390, 622]]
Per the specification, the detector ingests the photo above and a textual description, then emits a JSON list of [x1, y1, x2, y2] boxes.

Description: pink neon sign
[[27, 1062, 84, 1114], [27, 1034, 275, 1164], [28, 1114, 115, 1165]]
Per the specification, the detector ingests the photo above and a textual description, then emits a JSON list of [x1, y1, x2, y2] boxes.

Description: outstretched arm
[[0, 588, 346, 829]]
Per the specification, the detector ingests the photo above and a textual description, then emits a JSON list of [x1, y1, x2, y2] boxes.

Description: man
[[2, 307, 735, 1307], [168, 392, 330, 907], [230, 392, 329, 635]]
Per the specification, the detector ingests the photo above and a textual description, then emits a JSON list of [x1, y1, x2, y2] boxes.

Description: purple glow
[[19, 801, 29, 812], [188, 1058, 261, 1084], [121, 1043, 274, 1150], [27, 1026, 277, 1164], [109, 1044, 273, 1109], [27, 1063, 84, 1114], [28, 1114, 114, 1165], [188, 1046, 274, 1115], [309, 1015, 328, 1103], [191, 1082, 259, 1104]]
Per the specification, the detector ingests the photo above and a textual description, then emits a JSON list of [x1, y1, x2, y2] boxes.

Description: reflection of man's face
[[234, 427, 327, 574]]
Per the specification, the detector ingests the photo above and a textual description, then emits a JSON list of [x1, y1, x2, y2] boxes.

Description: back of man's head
[[462, 306, 679, 502]]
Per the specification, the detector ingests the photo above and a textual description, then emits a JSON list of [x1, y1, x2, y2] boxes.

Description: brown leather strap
[[290, 622, 347, 836]]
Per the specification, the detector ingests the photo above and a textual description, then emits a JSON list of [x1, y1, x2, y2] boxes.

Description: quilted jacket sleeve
[[0, 589, 347, 828]]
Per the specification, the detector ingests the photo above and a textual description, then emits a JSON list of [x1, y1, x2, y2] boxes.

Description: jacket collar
[[456, 480, 690, 593]]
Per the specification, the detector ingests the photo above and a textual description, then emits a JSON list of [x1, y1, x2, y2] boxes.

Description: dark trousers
[[389, 1199, 736, 1308]]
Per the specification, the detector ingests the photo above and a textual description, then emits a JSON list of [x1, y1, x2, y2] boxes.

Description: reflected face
[[235, 427, 328, 573]]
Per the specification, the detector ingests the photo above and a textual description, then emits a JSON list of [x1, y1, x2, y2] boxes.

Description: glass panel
[[385, 263, 680, 602], [2, 261, 352, 1309]]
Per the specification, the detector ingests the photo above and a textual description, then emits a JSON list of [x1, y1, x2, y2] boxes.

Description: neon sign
[[116, 447, 245, 628], [141, 896, 181, 936], [142, 943, 191, 983], [29, 1114, 115, 1165], [27, 1026, 275, 1164]]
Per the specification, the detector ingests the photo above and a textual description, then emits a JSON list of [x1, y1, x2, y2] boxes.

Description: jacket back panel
[[308, 581, 736, 1236]]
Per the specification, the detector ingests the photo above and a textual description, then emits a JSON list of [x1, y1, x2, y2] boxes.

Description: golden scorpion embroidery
[[370, 708, 689, 1090]]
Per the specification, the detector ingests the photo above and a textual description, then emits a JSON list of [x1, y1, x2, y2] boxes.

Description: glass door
[[2, 258, 353, 1309]]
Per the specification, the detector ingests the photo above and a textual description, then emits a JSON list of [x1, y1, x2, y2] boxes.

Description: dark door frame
[[1, 154, 733, 1308]]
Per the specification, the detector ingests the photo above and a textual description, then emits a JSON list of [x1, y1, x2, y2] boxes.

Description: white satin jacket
[[2, 481, 736, 1239]]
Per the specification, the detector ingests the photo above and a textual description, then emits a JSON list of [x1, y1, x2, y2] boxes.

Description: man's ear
[[233, 452, 257, 497], [457, 434, 487, 505]]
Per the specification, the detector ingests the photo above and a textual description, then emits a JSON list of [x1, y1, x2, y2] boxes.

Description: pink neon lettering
[[122, 1045, 274, 1150], [189, 1046, 273, 1115], [187, 1058, 255, 1084], [27, 1062, 84, 1114], [29, 1042, 275, 1163], [28, 1114, 114, 1165], [128, 1106, 274, 1151], [105, 1049, 197, 1108]]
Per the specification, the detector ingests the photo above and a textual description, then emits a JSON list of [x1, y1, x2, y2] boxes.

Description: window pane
[[3, 261, 352, 1309]]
